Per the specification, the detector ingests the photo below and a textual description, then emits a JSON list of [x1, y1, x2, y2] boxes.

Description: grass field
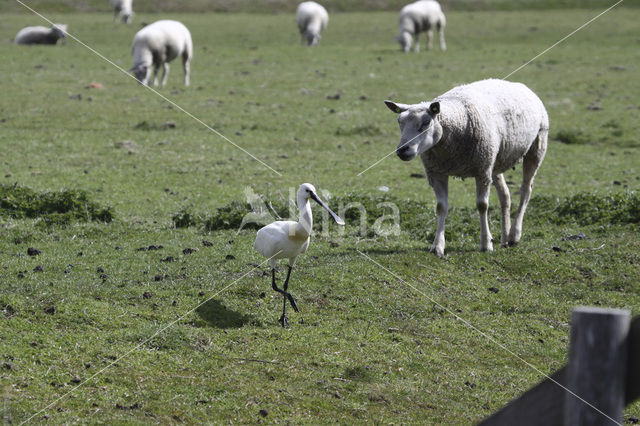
[[1, 6, 639, 424], [3, 0, 637, 14]]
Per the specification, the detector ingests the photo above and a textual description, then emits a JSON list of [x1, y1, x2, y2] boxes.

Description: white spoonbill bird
[[254, 183, 345, 327]]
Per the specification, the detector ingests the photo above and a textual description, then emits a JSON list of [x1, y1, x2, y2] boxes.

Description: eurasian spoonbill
[[254, 183, 344, 327]]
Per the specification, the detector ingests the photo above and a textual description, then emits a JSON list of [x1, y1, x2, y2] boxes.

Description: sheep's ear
[[384, 100, 409, 114], [429, 102, 440, 115]]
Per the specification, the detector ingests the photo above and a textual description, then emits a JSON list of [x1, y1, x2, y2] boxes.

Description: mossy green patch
[[0, 184, 113, 226]]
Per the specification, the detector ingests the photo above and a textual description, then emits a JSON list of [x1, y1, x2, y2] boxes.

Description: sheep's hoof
[[480, 245, 494, 253], [507, 240, 519, 247], [429, 247, 445, 258]]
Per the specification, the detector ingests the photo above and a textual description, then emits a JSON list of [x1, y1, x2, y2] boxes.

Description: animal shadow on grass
[[195, 299, 254, 329]]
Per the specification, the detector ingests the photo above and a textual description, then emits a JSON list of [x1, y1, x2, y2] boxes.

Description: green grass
[[0, 8, 639, 424], [3, 0, 638, 14]]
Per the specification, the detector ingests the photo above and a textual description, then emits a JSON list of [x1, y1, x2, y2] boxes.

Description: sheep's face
[[52, 24, 68, 43], [397, 32, 412, 53], [385, 101, 442, 161], [122, 13, 132, 24], [305, 31, 320, 46], [130, 65, 150, 85]]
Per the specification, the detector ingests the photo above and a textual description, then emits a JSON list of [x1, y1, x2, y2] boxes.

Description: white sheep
[[129, 20, 193, 87], [111, 0, 133, 24], [385, 79, 549, 257], [396, 0, 446, 53], [296, 1, 329, 46], [14, 24, 68, 45]]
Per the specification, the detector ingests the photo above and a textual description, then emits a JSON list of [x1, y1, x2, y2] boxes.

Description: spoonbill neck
[[296, 196, 313, 235]]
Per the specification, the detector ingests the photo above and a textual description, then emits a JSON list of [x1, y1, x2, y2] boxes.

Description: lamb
[[14, 24, 68, 45], [385, 79, 548, 257], [129, 20, 193, 87], [396, 0, 446, 53], [111, 0, 133, 24], [296, 1, 329, 46]]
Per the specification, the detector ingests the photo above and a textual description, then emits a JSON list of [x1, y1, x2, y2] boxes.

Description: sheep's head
[[396, 32, 412, 53], [52, 24, 68, 44], [129, 64, 150, 85], [305, 31, 321, 46], [122, 13, 132, 24], [384, 100, 443, 161]]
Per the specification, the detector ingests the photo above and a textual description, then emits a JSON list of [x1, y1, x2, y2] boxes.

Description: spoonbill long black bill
[[254, 183, 345, 327]]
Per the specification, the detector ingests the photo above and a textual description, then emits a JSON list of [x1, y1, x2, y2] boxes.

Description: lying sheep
[[111, 0, 133, 24], [385, 79, 548, 257], [396, 0, 446, 53], [296, 1, 329, 46], [130, 20, 193, 87], [15, 24, 68, 45]]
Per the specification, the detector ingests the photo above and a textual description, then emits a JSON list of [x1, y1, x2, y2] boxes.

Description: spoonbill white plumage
[[254, 183, 345, 327]]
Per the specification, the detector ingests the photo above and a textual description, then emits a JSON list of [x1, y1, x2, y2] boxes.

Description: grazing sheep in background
[[130, 20, 193, 87], [385, 79, 548, 257], [111, 0, 133, 24], [396, 0, 446, 53], [14, 24, 68, 45], [296, 1, 329, 46]]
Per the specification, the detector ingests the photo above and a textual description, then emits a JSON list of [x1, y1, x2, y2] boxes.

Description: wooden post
[[481, 312, 638, 425], [627, 315, 640, 404], [564, 307, 631, 425], [478, 367, 566, 425]]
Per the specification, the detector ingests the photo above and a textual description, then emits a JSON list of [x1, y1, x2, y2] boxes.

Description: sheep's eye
[[419, 118, 430, 132]]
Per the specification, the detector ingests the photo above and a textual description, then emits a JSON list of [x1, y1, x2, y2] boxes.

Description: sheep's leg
[[476, 176, 493, 252], [429, 174, 448, 258], [142, 67, 153, 86], [509, 132, 548, 245], [493, 173, 511, 247], [438, 25, 446, 51], [183, 56, 190, 87], [151, 65, 160, 87], [426, 29, 434, 50], [160, 63, 169, 87], [113, 10, 119, 23]]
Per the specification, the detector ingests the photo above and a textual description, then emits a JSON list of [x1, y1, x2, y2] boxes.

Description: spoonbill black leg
[[271, 268, 295, 328], [279, 294, 289, 328], [283, 266, 299, 313]]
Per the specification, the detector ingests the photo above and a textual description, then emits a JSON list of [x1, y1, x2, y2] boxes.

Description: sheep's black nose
[[396, 145, 414, 161]]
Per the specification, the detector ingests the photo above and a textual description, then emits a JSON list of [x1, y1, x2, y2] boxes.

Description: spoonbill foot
[[279, 313, 290, 328]]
